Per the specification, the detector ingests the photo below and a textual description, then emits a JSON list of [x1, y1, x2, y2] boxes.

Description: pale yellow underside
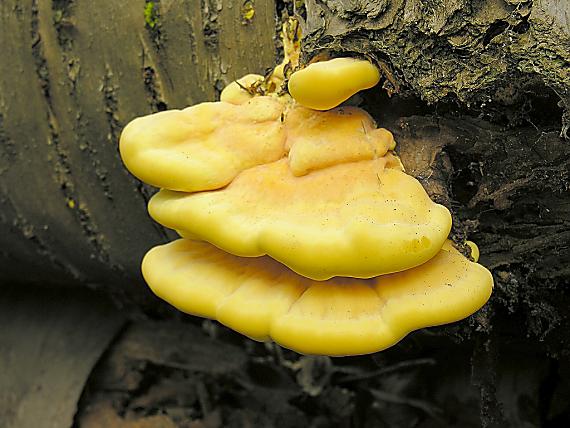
[[149, 158, 452, 280], [288, 58, 381, 111], [142, 239, 493, 356], [119, 96, 286, 192]]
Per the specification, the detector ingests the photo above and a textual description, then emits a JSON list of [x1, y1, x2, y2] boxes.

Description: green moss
[[144, 1, 159, 29]]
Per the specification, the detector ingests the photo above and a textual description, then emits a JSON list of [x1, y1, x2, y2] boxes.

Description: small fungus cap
[[142, 239, 494, 356], [220, 74, 264, 105], [119, 96, 286, 192], [467, 241, 480, 262], [149, 157, 452, 280], [288, 57, 380, 111]]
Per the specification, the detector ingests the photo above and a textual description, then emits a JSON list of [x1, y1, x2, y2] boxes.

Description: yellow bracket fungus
[[288, 57, 381, 110], [120, 96, 286, 192], [442, 240, 480, 262], [119, 18, 493, 355], [149, 157, 452, 280], [142, 239, 493, 356], [467, 240, 480, 262], [271, 18, 301, 89]]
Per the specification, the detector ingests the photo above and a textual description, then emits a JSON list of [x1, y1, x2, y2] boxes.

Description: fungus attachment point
[[288, 57, 381, 110], [142, 239, 493, 356]]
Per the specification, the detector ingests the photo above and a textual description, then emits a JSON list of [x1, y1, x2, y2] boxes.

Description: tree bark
[[302, 0, 570, 134], [1, 1, 570, 426], [0, 0, 277, 294]]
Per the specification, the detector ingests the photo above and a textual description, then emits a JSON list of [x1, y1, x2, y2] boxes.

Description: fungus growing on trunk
[[219, 73, 264, 105], [119, 96, 286, 192], [119, 21, 493, 356], [285, 105, 396, 176]]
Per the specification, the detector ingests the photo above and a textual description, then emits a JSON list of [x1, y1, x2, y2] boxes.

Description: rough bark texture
[[302, 0, 570, 135], [1, 1, 570, 427]]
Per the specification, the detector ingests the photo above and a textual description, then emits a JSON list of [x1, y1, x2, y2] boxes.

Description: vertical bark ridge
[[32, 0, 116, 272], [140, 39, 169, 113], [0, 113, 17, 175]]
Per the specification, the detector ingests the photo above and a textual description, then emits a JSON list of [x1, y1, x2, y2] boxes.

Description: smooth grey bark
[[0, 0, 277, 293]]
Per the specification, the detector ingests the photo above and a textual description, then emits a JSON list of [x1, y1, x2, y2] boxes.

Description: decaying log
[[1, 1, 570, 426]]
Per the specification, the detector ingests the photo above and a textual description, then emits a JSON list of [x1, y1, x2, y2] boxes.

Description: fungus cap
[[467, 241, 480, 262], [442, 240, 480, 262], [119, 96, 286, 192], [288, 57, 380, 110], [149, 157, 452, 280], [120, 98, 394, 190], [219, 74, 264, 105], [142, 239, 494, 356]]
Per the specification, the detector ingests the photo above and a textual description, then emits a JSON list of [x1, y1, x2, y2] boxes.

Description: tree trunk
[[1, 1, 569, 426]]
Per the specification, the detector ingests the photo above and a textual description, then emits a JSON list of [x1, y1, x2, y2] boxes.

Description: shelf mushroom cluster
[[120, 56, 493, 356]]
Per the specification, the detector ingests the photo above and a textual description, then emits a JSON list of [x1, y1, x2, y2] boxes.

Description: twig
[[370, 388, 443, 421], [337, 358, 436, 384]]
